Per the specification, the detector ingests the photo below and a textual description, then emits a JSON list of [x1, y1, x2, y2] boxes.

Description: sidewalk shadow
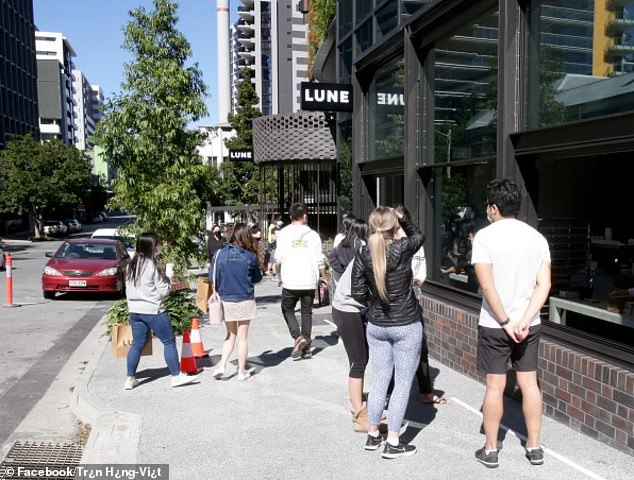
[[476, 394, 528, 448], [309, 331, 339, 357], [256, 294, 282, 304], [135, 366, 171, 386]]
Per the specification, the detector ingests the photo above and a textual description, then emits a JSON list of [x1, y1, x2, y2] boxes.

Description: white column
[[217, 0, 231, 123]]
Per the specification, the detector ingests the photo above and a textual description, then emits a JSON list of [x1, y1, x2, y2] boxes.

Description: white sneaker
[[170, 372, 199, 387], [212, 366, 225, 379], [124, 376, 139, 390], [237, 370, 251, 381]]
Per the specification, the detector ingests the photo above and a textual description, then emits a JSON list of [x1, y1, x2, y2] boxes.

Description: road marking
[[450, 396, 608, 480]]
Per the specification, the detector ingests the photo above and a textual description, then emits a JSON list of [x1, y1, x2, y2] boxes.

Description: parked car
[[88, 212, 104, 223], [65, 219, 82, 233], [41, 238, 130, 299], [91, 228, 136, 257], [43, 220, 68, 236], [0, 243, 5, 270]]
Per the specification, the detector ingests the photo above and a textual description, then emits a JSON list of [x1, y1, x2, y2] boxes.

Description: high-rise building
[[35, 31, 76, 145], [0, 0, 39, 148], [72, 70, 102, 151], [231, 0, 309, 115]]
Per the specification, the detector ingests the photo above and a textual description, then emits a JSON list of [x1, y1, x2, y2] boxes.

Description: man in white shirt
[[275, 203, 327, 360], [471, 179, 551, 468]]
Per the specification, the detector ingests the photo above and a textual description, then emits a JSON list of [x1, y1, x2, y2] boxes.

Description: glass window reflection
[[432, 8, 498, 163], [368, 59, 405, 162], [525, 0, 634, 129]]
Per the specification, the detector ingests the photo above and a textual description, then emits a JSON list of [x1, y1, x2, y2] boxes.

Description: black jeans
[[281, 288, 314, 342]]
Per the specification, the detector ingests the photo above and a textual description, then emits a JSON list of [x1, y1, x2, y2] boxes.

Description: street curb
[[70, 315, 142, 464]]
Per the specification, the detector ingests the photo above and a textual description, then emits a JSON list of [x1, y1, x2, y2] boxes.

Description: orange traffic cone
[[180, 330, 199, 374], [190, 317, 208, 358]]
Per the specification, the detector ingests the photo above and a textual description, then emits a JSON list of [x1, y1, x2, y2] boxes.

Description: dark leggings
[[416, 333, 433, 394], [332, 307, 368, 379]]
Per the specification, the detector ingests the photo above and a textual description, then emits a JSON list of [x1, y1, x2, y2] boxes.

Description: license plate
[[69, 280, 87, 287]]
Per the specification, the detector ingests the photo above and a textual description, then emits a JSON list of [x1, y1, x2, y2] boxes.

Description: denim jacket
[[210, 244, 262, 301]]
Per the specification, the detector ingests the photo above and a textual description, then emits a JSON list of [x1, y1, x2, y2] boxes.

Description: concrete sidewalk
[[75, 278, 632, 480]]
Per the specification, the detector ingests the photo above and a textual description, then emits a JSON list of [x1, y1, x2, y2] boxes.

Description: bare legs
[[516, 371, 542, 449], [216, 320, 251, 375], [349, 377, 364, 413], [482, 372, 542, 450]]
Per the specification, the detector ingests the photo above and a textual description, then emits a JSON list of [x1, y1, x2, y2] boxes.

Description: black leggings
[[332, 307, 368, 379]]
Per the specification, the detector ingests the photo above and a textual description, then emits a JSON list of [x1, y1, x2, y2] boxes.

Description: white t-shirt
[[412, 245, 427, 284], [471, 218, 550, 328]]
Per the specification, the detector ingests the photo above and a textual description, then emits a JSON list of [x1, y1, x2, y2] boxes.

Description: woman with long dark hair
[[211, 223, 263, 381], [351, 207, 424, 459], [331, 219, 370, 431], [124, 232, 199, 390]]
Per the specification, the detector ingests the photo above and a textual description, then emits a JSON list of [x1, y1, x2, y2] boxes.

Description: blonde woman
[[351, 207, 424, 459]]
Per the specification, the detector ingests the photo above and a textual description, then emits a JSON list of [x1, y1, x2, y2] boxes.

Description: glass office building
[[327, 0, 634, 455]]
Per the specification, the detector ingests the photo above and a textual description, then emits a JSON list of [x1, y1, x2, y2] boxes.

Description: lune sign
[[229, 150, 253, 161], [301, 82, 353, 112]]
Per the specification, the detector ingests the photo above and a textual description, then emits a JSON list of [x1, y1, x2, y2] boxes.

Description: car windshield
[[92, 235, 134, 250], [56, 242, 119, 260]]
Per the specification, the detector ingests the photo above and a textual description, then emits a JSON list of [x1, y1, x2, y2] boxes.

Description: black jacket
[[351, 216, 424, 327], [207, 235, 224, 262]]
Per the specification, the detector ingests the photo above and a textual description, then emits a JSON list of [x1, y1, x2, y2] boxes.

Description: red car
[[42, 239, 130, 299]]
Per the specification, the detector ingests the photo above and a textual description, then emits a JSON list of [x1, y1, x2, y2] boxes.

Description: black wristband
[[499, 318, 510, 327]]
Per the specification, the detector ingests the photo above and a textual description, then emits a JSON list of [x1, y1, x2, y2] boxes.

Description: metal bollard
[[5, 253, 13, 306]]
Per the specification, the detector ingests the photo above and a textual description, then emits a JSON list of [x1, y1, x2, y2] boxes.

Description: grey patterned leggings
[[366, 321, 422, 432]]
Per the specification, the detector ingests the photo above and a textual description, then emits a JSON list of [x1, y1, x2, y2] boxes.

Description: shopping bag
[[207, 293, 225, 325], [111, 324, 153, 358], [196, 276, 212, 313]]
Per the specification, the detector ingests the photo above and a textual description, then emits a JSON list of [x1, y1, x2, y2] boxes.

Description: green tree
[[222, 67, 262, 208], [0, 134, 91, 238], [94, 0, 211, 272]]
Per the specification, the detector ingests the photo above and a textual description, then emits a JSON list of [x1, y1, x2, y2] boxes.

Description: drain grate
[[0, 441, 83, 480]]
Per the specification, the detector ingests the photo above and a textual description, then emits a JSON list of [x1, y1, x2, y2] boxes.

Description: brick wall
[[421, 295, 634, 456]]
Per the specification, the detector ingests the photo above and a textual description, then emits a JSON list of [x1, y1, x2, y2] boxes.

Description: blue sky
[[33, 0, 238, 126]]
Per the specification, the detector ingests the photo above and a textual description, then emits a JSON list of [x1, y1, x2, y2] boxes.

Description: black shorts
[[477, 324, 541, 374]]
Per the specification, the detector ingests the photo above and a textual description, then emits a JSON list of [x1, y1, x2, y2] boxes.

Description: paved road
[[0, 218, 132, 446]]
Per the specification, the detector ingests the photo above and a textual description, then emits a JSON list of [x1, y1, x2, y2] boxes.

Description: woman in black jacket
[[351, 206, 424, 459]]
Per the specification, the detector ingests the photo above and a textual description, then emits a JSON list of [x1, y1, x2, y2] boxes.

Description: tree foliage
[[222, 68, 262, 207], [94, 0, 214, 272], [307, 0, 336, 76], [0, 134, 91, 238]]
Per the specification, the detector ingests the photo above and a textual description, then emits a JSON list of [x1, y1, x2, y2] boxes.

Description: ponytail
[[368, 231, 389, 303]]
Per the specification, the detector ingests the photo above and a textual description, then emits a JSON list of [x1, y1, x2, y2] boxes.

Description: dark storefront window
[[339, 0, 353, 34], [368, 58, 404, 162], [355, 19, 374, 55], [525, 1, 634, 129], [528, 152, 634, 351], [430, 164, 495, 293], [355, 0, 374, 22], [339, 37, 353, 83], [423, 8, 498, 294], [431, 9, 498, 164], [376, 1, 398, 41]]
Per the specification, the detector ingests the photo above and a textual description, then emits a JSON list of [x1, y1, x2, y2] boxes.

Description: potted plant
[[104, 290, 200, 337]]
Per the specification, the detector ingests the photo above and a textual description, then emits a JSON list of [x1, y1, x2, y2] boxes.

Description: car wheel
[[43, 291, 56, 300]]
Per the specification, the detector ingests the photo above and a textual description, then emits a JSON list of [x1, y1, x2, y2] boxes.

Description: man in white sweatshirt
[[275, 203, 327, 360]]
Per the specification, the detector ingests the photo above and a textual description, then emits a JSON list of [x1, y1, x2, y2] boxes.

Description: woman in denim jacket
[[210, 223, 263, 380]]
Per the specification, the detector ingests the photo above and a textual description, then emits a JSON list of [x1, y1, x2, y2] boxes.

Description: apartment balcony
[[605, 18, 634, 37], [237, 7, 253, 22], [237, 23, 254, 35], [607, 0, 629, 11], [238, 37, 255, 48]]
